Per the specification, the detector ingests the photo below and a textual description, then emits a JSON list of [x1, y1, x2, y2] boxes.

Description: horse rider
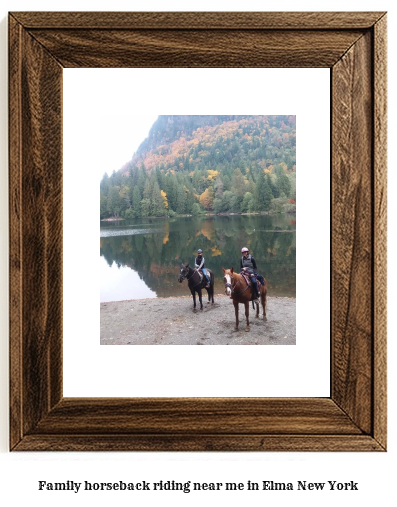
[[195, 249, 210, 287], [240, 247, 260, 300]]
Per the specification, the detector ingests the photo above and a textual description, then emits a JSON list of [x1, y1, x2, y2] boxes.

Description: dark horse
[[178, 263, 215, 310], [223, 267, 267, 331]]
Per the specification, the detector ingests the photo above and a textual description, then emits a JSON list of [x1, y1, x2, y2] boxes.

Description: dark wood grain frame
[[9, 12, 387, 452]]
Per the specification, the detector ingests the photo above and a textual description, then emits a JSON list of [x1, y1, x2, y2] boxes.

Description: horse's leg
[[244, 301, 250, 331], [191, 290, 196, 309], [211, 275, 215, 303], [233, 301, 239, 330], [255, 299, 259, 318], [198, 290, 203, 310], [262, 287, 267, 321]]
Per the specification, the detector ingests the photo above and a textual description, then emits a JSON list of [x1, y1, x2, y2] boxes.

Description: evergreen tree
[[100, 193, 109, 218], [107, 186, 121, 217], [132, 187, 142, 217], [100, 172, 110, 195], [185, 190, 195, 214], [267, 174, 279, 198], [175, 185, 186, 214], [138, 165, 147, 195], [231, 168, 246, 197], [140, 198, 150, 217], [241, 192, 254, 212], [119, 185, 131, 213], [275, 164, 291, 197], [150, 180, 166, 216]]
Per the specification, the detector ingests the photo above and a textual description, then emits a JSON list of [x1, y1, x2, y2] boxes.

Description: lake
[[100, 214, 296, 302]]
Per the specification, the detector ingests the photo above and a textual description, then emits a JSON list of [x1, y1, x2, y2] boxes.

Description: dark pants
[[250, 274, 259, 298]]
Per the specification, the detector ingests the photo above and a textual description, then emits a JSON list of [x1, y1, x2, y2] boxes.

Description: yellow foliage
[[199, 187, 214, 210], [211, 246, 222, 256], [163, 222, 169, 244], [160, 189, 169, 209], [200, 221, 215, 241], [207, 170, 219, 181], [264, 169, 271, 174]]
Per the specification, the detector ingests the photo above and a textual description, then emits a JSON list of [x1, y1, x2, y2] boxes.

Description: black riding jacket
[[195, 255, 205, 270]]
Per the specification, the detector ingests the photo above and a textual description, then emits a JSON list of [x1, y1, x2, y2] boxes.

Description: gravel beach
[[101, 295, 296, 345]]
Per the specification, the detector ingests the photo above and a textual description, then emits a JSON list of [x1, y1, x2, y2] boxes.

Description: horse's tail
[[260, 278, 268, 318], [208, 269, 214, 302]]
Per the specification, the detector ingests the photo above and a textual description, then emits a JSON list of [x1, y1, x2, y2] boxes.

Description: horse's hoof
[[245, 327, 250, 332]]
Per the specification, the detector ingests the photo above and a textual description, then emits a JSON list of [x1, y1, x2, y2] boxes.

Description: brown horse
[[222, 267, 267, 331]]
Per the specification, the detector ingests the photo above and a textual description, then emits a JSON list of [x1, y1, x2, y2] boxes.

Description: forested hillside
[[100, 115, 296, 219]]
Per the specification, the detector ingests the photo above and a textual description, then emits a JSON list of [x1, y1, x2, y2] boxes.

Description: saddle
[[240, 271, 262, 291], [197, 269, 210, 287]]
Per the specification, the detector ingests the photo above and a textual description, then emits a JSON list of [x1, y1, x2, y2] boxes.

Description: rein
[[182, 268, 203, 289]]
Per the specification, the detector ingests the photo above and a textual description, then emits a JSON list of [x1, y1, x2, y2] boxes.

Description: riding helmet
[[197, 249, 203, 254], [241, 247, 249, 253]]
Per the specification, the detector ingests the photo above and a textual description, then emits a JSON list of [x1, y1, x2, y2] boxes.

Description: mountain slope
[[101, 115, 296, 218]]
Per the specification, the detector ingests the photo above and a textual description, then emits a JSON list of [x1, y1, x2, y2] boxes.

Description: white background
[[0, 1, 395, 506], [63, 68, 330, 397]]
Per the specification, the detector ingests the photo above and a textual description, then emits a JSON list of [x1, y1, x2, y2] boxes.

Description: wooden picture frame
[[9, 11, 387, 451]]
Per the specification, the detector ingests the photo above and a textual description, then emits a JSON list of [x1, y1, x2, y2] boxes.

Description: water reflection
[[100, 215, 296, 301], [100, 256, 156, 302]]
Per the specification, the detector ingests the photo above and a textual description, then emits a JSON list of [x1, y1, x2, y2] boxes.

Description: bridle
[[224, 272, 250, 297]]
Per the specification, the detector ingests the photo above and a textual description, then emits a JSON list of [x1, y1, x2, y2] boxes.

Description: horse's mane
[[224, 268, 242, 277]]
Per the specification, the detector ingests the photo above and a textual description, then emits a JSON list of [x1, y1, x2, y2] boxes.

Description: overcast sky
[[99, 114, 159, 180]]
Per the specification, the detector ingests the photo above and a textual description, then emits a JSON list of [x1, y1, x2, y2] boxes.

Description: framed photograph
[[9, 11, 387, 451]]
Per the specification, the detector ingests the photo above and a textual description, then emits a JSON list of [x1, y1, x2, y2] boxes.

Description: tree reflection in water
[[100, 215, 296, 301]]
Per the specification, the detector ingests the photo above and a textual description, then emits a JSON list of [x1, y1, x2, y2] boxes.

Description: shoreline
[[101, 211, 296, 221]]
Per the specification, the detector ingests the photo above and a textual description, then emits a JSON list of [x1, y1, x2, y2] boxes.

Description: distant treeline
[[100, 115, 296, 219]]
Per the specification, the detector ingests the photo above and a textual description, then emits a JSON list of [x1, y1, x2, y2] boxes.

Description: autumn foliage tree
[[199, 186, 215, 210]]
